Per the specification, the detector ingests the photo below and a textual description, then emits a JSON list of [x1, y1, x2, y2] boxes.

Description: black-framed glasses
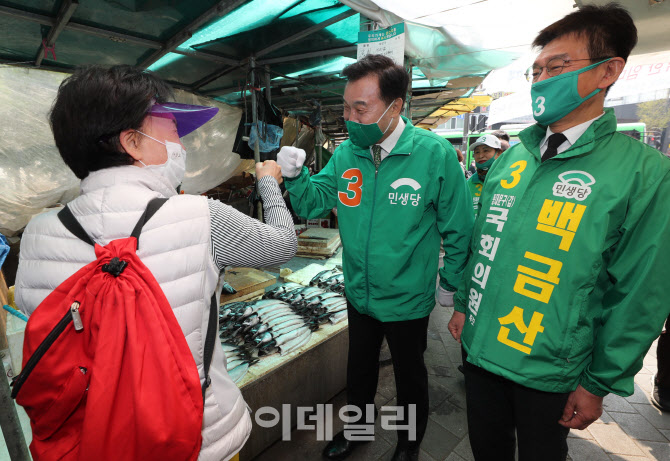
[[525, 57, 612, 82]]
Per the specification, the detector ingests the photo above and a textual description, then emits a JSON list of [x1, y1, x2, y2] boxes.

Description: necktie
[[542, 133, 568, 162], [372, 144, 382, 169]]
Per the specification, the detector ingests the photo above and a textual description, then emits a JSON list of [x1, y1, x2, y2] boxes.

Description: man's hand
[[256, 160, 283, 184], [558, 385, 604, 430], [277, 146, 306, 178], [448, 311, 466, 343]]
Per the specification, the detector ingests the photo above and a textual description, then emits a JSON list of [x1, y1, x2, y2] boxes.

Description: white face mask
[[135, 130, 186, 189]]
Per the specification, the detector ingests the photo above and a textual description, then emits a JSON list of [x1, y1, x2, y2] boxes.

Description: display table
[[238, 320, 348, 459], [236, 250, 348, 460]]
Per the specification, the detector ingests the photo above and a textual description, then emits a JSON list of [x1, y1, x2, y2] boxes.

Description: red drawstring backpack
[[11, 198, 219, 461]]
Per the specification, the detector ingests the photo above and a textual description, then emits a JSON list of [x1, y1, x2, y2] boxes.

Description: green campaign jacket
[[286, 117, 474, 321], [454, 109, 670, 397], [467, 174, 484, 217]]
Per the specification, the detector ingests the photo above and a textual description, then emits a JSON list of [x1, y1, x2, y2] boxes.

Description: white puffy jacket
[[16, 166, 252, 461]]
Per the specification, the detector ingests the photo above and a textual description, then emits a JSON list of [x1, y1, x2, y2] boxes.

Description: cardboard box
[[306, 218, 330, 228]]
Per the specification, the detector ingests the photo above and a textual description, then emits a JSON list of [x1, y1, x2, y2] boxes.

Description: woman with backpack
[[14, 65, 297, 460]]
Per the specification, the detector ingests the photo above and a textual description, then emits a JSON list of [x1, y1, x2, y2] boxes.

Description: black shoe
[[390, 445, 420, 461], [651, 374, 670, 412], [322, 430, 368, 460]]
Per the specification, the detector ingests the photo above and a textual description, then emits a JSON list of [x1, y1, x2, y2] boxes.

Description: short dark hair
[[491, 130, 510, 142], [49, 65, 174, 179], [342, 54, 409, 108], [532, 3, 637, 63]]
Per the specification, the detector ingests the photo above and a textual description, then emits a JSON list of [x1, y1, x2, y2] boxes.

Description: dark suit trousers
[[657, 314, 670, 386], [462, 348, 570, 461], [346, 302, 430, 448]]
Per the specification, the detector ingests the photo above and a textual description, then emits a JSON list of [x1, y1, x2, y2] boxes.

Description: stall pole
[[0, 373, 30, 460], [295, 119, 301, 148], [359, 13, 372, 33], [249, 56, 261, 164], [265, 65, 272, 106], [404, 61, 412, 119], [317, 121, 323, 172], [462, 113, 471, 166], [249, 56, 263, 221]]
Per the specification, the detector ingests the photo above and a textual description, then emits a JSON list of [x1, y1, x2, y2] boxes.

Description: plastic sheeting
[[174, 89, 243, 195], [340, 0, 576, 82], [0, 67, 242, 236], [0, 67, 79, 237]]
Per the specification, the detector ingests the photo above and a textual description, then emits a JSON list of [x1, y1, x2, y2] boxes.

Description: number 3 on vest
[[501, 161, 527, 189], [339, 168, 363, 207]]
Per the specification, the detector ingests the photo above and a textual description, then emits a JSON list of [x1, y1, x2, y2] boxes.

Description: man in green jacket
[[449, 5, 670, 460], [277, 54, 473, 461]]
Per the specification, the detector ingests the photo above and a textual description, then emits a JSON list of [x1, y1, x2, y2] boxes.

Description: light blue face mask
[[345, 102, 394, 148], [530, 59, 611, 125]]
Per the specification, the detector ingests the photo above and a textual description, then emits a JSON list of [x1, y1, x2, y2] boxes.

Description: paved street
[[254, 305, 670, 461]]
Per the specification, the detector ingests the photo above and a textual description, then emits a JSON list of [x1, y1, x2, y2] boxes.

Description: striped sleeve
[[208, 176, 297, 270]]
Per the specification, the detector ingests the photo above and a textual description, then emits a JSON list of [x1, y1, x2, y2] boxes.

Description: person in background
[[467, 160, 477, 177], [277, 54, 473, 461], [15, 65, 298, 461], [466, 134, 503, 217], [456, 148, 467, 174], [492, 129, 511, 152], [448, 4, 670, 460]]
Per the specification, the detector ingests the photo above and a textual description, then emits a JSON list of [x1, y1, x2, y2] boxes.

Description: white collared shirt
[[540, 112, 605, 158], [370, 117, 405, 162]]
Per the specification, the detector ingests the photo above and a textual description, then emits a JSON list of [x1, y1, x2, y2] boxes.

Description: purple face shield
[[149, 102, 219, 138]]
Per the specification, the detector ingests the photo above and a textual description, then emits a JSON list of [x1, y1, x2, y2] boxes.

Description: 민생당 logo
[[389, 178, 422, 206], [552, 170, 595, 201]]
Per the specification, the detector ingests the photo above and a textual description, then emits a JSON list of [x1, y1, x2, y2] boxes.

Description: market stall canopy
[[338, 0, 576, 80], [2, 1, 669, 126], [415, 95, 492, 130], [0, 0, 579, 136]]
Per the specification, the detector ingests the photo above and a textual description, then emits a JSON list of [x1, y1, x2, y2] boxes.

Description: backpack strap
[[58, 207, 95, 246], [202, 293, 218, 402], [58, 198, 169, 249], [130, 198, 168, 249]]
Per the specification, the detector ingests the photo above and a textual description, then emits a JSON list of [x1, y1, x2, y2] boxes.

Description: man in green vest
[[449, 4, 670, 460], [278, 54, 473, 461]]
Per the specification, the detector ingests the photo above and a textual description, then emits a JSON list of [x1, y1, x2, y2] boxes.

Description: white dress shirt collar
[[540, 112, 605, 157], [377, 117, 405, 154]]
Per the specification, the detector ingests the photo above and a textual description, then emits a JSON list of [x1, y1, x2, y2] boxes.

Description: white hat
[[470, 134, 501, 151]]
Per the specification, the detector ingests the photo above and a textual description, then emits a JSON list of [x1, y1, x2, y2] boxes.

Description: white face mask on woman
[[135, 130, 186, 189]]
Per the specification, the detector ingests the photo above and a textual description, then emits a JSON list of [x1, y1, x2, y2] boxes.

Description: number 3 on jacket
[[501, 161, 527, 189], [339, 168, 363, 207]]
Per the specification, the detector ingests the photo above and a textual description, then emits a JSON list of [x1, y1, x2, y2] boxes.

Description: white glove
[[436, 286, 455, 307], [277, 146, 306, 178]]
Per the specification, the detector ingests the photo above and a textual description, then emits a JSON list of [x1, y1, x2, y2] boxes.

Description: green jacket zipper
[[364, 157, 384, 314]]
